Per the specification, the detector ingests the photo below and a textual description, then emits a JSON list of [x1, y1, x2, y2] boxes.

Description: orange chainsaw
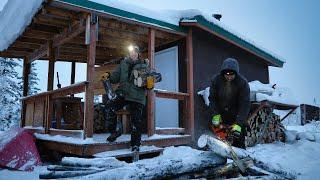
[[209, 124, 236, 145]]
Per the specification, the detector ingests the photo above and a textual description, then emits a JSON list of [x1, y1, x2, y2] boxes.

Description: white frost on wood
[[197, 80, 299, 107], [250, 80, 299, 106], [197, 87, 210, 106], [34, 133, 97, 144], [34, 132, 189, 144]]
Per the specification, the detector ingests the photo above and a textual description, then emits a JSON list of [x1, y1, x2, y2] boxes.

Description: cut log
[[61, 157, 126, 168], [39, 169, 105, 179], [246, 107, 285, 146], [46, 165, 100, 171], [198, 134, 248, 173], [132, 69, 162, 88], [193, 157, 254, 179], [73, 151, 227, 179]]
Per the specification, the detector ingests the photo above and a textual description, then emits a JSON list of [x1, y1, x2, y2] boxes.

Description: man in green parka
[[102, 45, 148, 152]]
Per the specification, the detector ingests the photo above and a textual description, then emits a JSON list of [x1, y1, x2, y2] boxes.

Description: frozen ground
[[1, 121, 320, 179]]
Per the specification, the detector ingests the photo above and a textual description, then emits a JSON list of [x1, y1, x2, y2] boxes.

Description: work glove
[[230, 124, 242, 138], [101, 72, 110, 81], [211, 114, 221, 127]]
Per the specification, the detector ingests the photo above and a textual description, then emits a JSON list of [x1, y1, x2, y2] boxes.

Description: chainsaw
[[209, 124, 247, 173]]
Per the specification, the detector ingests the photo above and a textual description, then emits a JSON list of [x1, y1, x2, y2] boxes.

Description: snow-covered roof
[[0, 0, 44, 51], [0, 0, 284, 67]]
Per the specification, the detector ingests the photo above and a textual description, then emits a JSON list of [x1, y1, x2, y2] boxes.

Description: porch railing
[[21, 81, 88, 138]]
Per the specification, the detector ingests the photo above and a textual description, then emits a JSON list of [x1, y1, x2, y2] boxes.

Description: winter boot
[[106, 131, 121, 142], [131, 145, 140, 152], [132, 145, 140, 162], [107, 119, 123, 142]]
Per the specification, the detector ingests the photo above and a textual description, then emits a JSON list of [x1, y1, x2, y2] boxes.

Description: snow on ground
[[248, 140, 320, 179], [1, 122, 320, 179], [247, 121, 320, 179], [0, 128, 19, 151], [0, 165, 47, 180]]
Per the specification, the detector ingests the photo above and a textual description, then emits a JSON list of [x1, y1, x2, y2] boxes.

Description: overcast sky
[[0, 0, 319, 105]]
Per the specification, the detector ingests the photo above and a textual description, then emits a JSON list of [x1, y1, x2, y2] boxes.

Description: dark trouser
[[104, 97, 144, 147], [230, 129, 246, 149]]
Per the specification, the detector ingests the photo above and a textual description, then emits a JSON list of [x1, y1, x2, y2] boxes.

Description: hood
[[220, 58, 239, 74]]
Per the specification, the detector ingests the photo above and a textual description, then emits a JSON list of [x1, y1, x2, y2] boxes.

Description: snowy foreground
[[1, 122, 320, 179]]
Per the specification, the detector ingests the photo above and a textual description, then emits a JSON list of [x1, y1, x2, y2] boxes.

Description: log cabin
[[0, 0, 289, 156]]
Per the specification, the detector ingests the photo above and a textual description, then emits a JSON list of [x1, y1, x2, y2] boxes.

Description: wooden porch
[[34, 132, 191, 156], [0, 1, 195, 154]]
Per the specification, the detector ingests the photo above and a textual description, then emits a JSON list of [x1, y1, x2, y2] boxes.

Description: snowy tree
[[27, 62, 40, 96], [0, 57, 22, 131]]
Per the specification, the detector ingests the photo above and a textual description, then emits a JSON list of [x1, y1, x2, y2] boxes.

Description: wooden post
[[84, 14, 97, 139], [44, 95, 53, 134], [21, 57, 30, 127], [147, 28, 155, 136], [186, 28, 194, 139], [71, 61, 76, 84], [47, 41, 55, 91], [22, 57, 30, 97], [70, 61, 76, 97]]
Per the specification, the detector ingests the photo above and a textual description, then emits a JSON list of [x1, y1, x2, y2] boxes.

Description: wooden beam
[[147, 28, 155, 137], [155, 128, 185, 135], [186, 28, 194, 139], [17, 36, 47, 45], [8, 47, 35, 53], [0, 51, 29, 58], [28, 20, 86, 63], [49, 129, 83, 138], [22, 81, 88, 102], [52, 20, 86, 47], [84, 14, 97, 139], [154, 90, 189, 100], [281, 107, 298, 122], [44, 5, 80, 20], [28, 43, 49, 63], [23, 30, 55, 40], [47, 41, 55, 91], [11, 42, 41, 49]]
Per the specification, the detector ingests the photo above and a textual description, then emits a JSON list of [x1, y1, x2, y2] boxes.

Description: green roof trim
[[189, 15, 284, 67], [55, 0, 284, 67], [56, 0, 186, 33]]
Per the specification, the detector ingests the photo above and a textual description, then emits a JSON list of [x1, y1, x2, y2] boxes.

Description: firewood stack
[[245, 107, 285, 147]]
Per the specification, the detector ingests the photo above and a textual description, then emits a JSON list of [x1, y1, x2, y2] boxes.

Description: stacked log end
[[245, 107, 285, 147]]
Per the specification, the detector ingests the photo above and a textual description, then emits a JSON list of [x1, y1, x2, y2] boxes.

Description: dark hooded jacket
[[208, 58, 250, 127]]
